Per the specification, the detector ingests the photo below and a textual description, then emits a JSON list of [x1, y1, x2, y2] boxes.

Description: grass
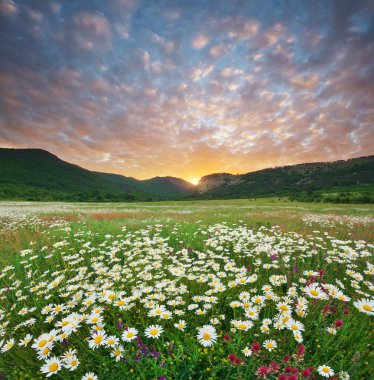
[[0, 199, 373, 379]]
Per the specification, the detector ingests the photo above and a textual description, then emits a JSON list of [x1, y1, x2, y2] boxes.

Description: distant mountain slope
[[197, 156, 374, 202], [95, 172, 196, 199], [0, 148, 195, 201], [0, 148, 373, 203]]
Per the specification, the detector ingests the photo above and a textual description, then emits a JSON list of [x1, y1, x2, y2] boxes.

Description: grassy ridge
[[196, 156, 374, 203], [0, 148, 373, 202]]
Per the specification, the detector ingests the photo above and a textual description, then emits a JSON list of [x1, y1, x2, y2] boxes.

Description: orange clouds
[[0, 0, 373, 180]]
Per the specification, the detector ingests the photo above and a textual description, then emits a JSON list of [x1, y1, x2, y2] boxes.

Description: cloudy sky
[[0, 0, 373, 183]]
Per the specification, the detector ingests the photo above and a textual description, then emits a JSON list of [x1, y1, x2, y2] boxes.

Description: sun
[[187, 177, 200, 185]]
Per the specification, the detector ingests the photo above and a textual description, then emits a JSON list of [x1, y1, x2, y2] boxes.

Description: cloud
[[71, 11, 112, 50], [192, 34, 210, 49], [0, 0, 17, 15], [0, 0, 373, 180]]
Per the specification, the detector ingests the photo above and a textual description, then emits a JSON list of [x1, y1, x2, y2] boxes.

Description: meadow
[[0, 199, 373, 380]]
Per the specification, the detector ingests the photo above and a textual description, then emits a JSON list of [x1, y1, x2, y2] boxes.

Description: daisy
[[245, 307, 259, 320], [88, 331, 107, 349], [32, 334, 50, 350], [61, 348, 77, 360], [122, 327, 138, 342], [242, 346, 252, 357], [304, 284, 326, 299], [105, 335, 119, 347], [174, 320, 187, 331], [263, 339, 277, 351], [81, 373, 99, 380], [40, 357, 62, 377], [1, 339, 14, 353], [339, 371, 350, 380], [293, 331, 303, 343], [318, 365, 335, 377], [145, 325, 163, 339], [37, 345, 53, 360], [64, 355, 79, 371], [353, 298, 374, 315], [197, 325, 217, 347], [111, 346, 124, 362], [287, 320, 305, 332], [18, 334, 33, 347]]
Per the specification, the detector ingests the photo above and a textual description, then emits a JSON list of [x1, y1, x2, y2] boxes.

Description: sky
[[0, 0, 373, 184]]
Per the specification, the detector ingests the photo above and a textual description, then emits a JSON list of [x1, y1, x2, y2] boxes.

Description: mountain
[[0, 148, 373, 203], [197, 156, 374, 203], [0, 148, 195, 201]]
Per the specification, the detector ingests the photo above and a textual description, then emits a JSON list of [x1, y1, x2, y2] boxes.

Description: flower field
[[0, 200, 373, 379]]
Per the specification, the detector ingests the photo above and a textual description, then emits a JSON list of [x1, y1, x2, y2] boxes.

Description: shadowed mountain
[[0, 148, 195, 201], [0, 148, 373, 203]]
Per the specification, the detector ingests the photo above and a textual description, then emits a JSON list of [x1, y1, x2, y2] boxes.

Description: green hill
[[197, 156, 374, 203], [0, 148, 195, 201], [1, 148, 373, 203]]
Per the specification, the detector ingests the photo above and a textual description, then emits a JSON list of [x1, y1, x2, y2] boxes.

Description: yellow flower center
[[94, 335, 102, 344], [322, 368, 329, 373], [71, 360, 77, 366], [310, 290, 319, 296], [62, 321, 69, 326], [118, 300, 125, 306], [203, 332, 211, 340], [38, 340, 47, 348], [363, 304, 372, 311], [49, 363, 58, 372], [127, 332, 134, 338], [150, 329, 159, 336]]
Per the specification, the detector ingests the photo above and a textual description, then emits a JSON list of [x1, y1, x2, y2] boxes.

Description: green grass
[[0, 199, 373, 379]]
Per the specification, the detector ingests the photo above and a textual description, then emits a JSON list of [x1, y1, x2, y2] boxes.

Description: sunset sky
[[0, 0, 373, 183]]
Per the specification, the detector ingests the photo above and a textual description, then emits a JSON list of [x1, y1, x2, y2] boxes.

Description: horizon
[[1, 146, 372, 186], [0, 0, 373, 182]]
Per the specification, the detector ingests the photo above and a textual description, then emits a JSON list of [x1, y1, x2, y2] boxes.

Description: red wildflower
[[322, 304, 330, 316], [269, 362, 280, 373], [234, 356, 242, 365], [252, 341, 261, 353], [297, 345, 305, 355], [228, 354, 236, 362], [256, 366, 270, 379], [335, 320, 343, 328], [301, 368, 312, 378], [228, 354, 242, 365]]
